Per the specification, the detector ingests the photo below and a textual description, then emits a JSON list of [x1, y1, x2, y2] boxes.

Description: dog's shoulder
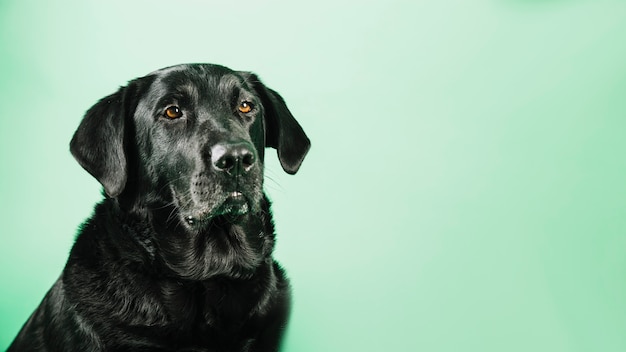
[[63, 199, 170, 327]]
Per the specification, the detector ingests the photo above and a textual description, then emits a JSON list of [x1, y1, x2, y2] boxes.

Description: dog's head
[[71, 64, 309, 225], [69, 64, 310, 279]]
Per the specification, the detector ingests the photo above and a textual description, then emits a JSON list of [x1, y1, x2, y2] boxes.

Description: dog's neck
[[100, 195, 276, 281]]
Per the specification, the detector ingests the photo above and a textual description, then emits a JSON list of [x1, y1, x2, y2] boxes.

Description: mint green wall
[[2, 1, 626, 350]]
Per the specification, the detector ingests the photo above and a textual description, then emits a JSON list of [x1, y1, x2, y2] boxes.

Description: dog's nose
[[211, 142, 256, 176]]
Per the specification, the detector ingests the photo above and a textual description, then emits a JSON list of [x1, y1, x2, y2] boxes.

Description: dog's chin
[[182, 192, 252, 229]]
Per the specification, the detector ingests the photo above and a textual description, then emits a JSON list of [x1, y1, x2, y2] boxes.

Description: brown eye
[[238, 101, 254, 114], [164, 106, 183, 119]]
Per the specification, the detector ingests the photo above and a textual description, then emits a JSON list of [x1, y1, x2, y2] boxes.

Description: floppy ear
[[247, 74, 311, 174], [70, 86, 132, 197]]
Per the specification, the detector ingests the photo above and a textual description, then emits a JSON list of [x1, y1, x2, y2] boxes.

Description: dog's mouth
[[183, 191, 251, 227], [215, 191, 250, 217]]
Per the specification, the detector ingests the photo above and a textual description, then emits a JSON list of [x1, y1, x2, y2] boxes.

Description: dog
[[8, 63, 310, 351]]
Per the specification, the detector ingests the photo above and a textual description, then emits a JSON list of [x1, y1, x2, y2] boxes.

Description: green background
[[1, 0, 625, 350]]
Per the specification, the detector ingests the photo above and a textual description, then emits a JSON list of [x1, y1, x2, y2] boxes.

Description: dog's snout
[[211, 142, 256, 176]]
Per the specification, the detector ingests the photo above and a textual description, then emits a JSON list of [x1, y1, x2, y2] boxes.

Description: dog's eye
[[238, 102, 254, 114], [164, 106, 183, 119]]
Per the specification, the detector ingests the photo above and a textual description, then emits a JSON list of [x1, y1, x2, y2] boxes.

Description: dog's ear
[[246, 74, 311, 174], [70, 83, 139, 197]]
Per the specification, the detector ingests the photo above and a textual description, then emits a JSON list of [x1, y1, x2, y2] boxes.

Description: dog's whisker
[[165, 207, 178, 224], [263, 173, 285, 194]]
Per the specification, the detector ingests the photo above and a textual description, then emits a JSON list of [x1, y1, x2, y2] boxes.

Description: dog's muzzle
[[183, 141, 259, 226]]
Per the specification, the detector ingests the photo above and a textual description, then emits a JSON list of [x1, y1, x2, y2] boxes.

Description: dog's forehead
[[150, 64, 250, 97]]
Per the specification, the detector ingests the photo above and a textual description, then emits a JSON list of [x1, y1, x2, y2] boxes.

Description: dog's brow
[[177, 83, 199, 100], [156, 81, 199, 106], [218, 74, 243, 96]]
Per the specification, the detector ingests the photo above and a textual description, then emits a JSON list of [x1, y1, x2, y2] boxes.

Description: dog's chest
[[161, 277, 265, 329]]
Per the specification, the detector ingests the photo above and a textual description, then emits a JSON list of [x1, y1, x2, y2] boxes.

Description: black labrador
[[9, 63, 310, 351]]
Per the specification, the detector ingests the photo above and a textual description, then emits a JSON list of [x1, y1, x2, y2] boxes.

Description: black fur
[[9, 64, 310, 351]]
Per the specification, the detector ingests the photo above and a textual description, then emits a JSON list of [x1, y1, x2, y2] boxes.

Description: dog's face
[[133, 65, 268, 230], [69, 64, 310, 278]]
